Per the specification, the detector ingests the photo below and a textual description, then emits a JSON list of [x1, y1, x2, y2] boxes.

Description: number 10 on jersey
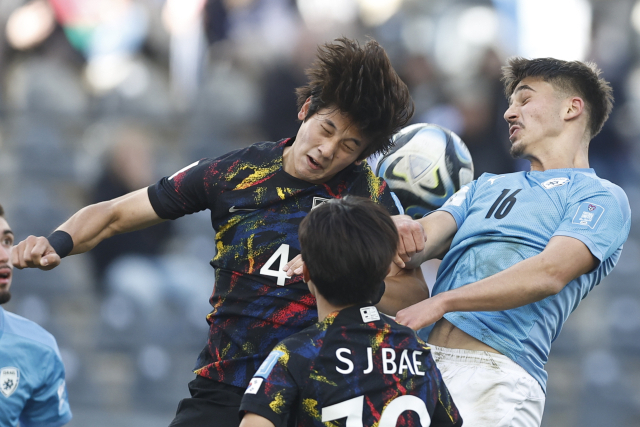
[[260, 244, 292, 286]]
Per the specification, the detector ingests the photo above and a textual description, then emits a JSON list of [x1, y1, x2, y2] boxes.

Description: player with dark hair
[[391, 57, 630, 426], [239, 197, 462, 427], [0, 204, 72, 427], [12, 38, 417, 427]]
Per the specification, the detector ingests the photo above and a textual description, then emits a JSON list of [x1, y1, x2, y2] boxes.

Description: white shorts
[[428, 344, 545, 427]]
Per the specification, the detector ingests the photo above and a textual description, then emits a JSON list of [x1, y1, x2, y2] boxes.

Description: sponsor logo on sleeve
[[360, 307, 381, 323], [245, 377, 264, 394], [443, 186, 470, 207], [572, 202, 604, 229], [541, 178, 570, 189], [0, 367, 19, 397], [255, 350, 285, 378]]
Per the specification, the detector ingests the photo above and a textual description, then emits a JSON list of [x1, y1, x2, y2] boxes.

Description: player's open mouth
[[0, 268, 11, 283], [307, 155, 323, 170], [509, 125, 521, 141]]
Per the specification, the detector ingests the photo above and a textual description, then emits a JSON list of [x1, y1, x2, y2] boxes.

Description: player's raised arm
[[12, 188, 163, 270]]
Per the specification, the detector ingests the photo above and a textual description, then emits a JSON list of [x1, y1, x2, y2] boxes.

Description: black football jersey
[[147, 139, 400, 387], [240, 305, 462, 427]]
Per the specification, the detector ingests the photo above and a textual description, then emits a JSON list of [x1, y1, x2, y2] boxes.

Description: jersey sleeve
[[19, 347, 72, 427], [436, 179, 479, 227], [553, 179, 631, 263], [148, 158, 215, 220], [239, 345, 301, 427]]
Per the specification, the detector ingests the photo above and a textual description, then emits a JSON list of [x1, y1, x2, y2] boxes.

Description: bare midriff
[[428, 318, 502, 354]]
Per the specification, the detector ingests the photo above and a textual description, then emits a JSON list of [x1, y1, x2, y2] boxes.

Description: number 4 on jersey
[[260, 244, 292, 286]]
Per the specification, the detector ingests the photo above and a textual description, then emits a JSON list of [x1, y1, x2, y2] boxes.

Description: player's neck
[[527, 136, 590, 172], [310, 285, 353, 321]]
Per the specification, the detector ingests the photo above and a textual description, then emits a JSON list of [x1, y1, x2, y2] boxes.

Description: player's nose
[[504, 104, 518, 123], [317, 139, 338, 160]]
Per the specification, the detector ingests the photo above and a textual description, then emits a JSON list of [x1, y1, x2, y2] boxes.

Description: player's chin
[[0, 290, 11, 305]]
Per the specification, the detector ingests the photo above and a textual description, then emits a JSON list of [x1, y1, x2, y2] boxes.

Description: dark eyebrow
[[509, 84, 536, 105], [325, 119, 362, 146], [2, 230, 13, 238]]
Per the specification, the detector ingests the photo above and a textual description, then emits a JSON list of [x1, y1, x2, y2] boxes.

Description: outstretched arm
[[12, 188, 164, 269], [395, 235, 597, 330]]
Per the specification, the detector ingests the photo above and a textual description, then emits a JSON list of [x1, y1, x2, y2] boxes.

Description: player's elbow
[[538, 257, 570, 296]]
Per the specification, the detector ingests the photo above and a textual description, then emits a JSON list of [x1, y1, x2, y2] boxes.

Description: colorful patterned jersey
[[435, 168, 631, 391], [0, 307, 72, 427], [148, 139, 400, 387], [240, 305, 462, 427]]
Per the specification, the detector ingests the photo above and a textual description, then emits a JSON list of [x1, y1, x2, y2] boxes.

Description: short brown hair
[[502, 57, 614, 139], [296, 37, 414, 159], [298, 196, 398, 306], [0, 203, 4, 217]]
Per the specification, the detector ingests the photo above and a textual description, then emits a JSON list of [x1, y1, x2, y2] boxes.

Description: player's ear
[[565, 96, 585, 121], [298, 98, 312, 121], [302, 262, 311, 284]]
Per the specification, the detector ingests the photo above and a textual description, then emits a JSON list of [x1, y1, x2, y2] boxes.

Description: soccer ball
[[376, 123, 474, 219]]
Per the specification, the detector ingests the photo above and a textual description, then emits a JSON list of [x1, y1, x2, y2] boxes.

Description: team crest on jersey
[[541, 178, 570, 189], [1, 367, 19, 397], [572, 202, 604, 229], [312, 197, 332, 210]]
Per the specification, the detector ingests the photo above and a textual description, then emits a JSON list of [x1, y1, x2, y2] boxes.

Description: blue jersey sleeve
[[19, 348, 72, 427], [553, 179, 630, 263], [436, 179, 479, 227]]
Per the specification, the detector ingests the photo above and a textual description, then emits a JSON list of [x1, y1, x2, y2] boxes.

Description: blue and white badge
[[255, 350, 285, 378], [572, 202, 604, 229]]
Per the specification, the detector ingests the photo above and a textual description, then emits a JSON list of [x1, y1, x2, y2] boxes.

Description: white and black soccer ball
[[375, 123, 474, 219]]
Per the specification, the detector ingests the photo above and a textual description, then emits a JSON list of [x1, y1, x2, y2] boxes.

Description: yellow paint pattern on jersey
[[269, 391, 286, 414], [272, 344, 290, 367], [366, 170, 385, 200], [317, 311, 338, 332], [234, 162, 281, 190], [220, 342, 232, 358], [310, 370, 338, 386], [369, 323, 391, 352], [301, 399, 330, 424]]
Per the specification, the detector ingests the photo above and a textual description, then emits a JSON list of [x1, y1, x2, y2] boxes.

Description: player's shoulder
[[2, 309, 60, 355], [571, 170, 630, 219]]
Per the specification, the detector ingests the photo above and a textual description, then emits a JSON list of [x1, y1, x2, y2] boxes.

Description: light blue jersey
[[0, 307, 72, 427], [434, 169, 631, 392]]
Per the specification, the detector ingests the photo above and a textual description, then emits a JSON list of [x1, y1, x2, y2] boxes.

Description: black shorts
[[169, 376, 246, 427]]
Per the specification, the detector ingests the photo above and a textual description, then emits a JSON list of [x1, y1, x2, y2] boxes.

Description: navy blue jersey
[[434, 169, 631, 391], [240, 305, 462, 427], [148, 139, 401, 387]]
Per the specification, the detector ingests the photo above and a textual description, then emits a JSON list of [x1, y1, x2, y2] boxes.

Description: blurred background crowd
[[0, 0, 639, 425]]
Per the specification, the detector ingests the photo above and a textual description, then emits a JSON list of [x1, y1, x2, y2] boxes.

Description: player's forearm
[[59, 189, 163, 255], [404, 211, 456, 269]]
